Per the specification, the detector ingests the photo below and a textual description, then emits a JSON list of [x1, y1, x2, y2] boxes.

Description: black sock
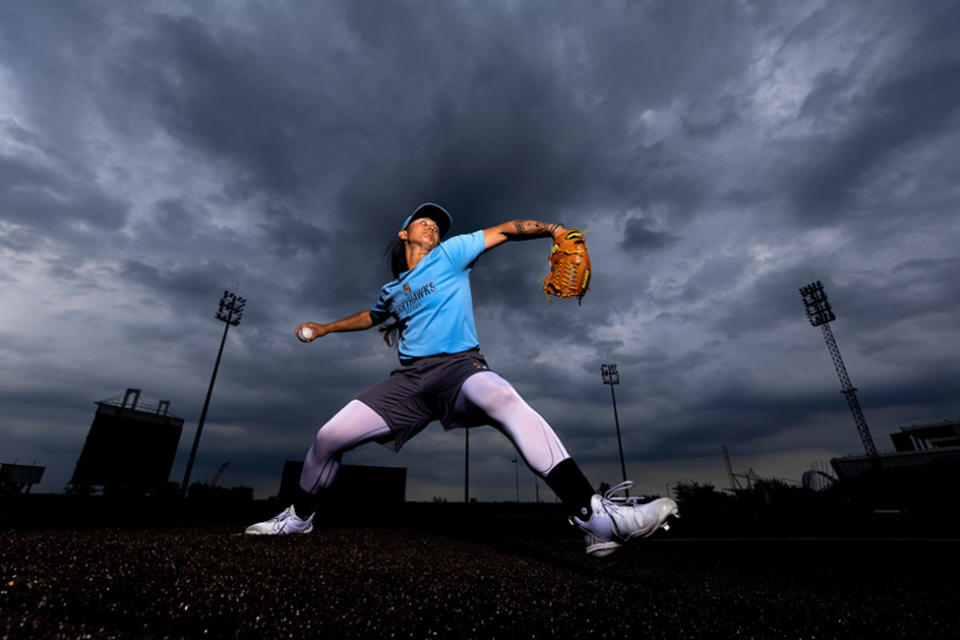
[[544, 458, 597, 521], [293, 487, 320, 519]]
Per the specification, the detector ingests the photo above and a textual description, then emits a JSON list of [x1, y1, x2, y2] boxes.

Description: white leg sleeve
[[458, 371, 570, 476], [300, 400, 391, 493]]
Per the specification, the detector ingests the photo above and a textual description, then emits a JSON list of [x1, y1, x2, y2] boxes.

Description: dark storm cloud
[[799, 68, 854, 123], [118, 258, 249, 317], [710, 264, 833, 339], [0, 228, 38, 254], [257, 204, 329, 259], [620, 217, 680, 256], [0, 154, 128, 236], [46, 254, 89, 282], [112, 13, 304, 194], [817, 255, 960, 340], [707, 254, 960, 370], [787, 4, 960, 220], [98, 0, 745, 238], [706, 252, 960, 351], [681, 94, 743, 138], [153, 200, 197, 237]]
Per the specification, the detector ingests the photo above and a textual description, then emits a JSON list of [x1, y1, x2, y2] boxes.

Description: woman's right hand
[[295, 322, 327, 343]]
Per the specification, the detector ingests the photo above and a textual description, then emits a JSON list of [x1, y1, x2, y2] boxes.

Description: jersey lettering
[[396, 281, 437, 315]]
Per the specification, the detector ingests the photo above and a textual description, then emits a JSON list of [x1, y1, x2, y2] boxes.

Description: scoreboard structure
[[70, 389, 184, 495]]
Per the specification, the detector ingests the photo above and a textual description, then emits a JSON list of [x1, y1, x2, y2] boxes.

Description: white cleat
[[571, 481, 679, 556], [244, 505, 314, 535], [584, 532, 621, 558]]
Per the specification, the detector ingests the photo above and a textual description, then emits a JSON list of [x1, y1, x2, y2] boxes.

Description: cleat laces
[[271, 507, 294, 534], [599, 480, 645, 510]]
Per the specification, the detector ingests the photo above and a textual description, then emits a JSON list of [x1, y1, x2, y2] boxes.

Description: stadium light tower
[[799, 281, 878, 458], [601, 363, 629, 486], [181, 290, 246, 497]]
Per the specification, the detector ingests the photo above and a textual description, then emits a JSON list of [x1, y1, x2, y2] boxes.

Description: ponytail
[[387, 236, 408, 279], [380, 237, 409, 347]]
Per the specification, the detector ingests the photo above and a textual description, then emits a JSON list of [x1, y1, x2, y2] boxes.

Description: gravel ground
[[2, 523, 957, 639]]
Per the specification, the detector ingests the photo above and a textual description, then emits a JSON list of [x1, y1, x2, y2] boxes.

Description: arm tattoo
[[511, 220, 561, 238]]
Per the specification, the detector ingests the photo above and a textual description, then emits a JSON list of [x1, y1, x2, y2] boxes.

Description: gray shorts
[[356, 349, 492, 452]]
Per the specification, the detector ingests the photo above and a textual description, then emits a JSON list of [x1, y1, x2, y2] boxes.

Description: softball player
[[245, 203, 678, 556]]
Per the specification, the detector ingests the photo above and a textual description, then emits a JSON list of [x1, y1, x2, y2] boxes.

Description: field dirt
[[2, 517, 958, 639]]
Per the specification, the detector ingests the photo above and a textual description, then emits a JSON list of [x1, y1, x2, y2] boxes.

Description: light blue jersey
[[370, 230, 485, 359]]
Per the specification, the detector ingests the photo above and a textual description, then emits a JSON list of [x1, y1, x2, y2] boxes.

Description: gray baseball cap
[[400, 202, 452, 239]]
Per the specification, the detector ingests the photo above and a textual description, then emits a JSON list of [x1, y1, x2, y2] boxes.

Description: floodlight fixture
[[800, 280, 836, 327], [601, 363, 620, 386]]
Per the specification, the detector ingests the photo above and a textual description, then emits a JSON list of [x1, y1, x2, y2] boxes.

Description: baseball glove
[[542, 229, 591, 304]]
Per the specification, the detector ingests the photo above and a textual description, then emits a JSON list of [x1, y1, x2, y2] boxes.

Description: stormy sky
[[2, 0, 959, 502]]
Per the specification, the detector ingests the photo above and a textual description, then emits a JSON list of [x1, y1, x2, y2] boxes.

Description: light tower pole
[[799, 281, 878, 458], [181, 290, 246, 497], [601, 363, 629, 486]]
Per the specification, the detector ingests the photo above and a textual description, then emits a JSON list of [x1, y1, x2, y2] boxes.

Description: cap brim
[[401, 202, 452, 238]]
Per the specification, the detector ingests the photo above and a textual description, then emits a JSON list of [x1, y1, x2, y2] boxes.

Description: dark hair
[[387, 236, 408, 279], [379, 237, 408, 347]]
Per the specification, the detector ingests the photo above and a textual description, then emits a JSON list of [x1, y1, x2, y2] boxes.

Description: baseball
[[297, 326, 315, 342]]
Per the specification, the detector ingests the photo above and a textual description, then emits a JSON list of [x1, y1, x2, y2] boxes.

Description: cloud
[[786, 5, 960, 221], [0, 153, 129, 237], [620, 216, 680, 257]]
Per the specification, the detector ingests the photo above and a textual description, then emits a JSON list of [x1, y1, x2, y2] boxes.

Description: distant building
[[278, 460, 406, 505], [0, 463, 45, 495], [890, 419, 960, 451], [69, 388, 184, 495], [831, 418, 960, 480], [801, 468, 836, 492]]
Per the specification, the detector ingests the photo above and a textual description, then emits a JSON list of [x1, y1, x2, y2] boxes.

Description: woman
[[245, 203, 678, 556]]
